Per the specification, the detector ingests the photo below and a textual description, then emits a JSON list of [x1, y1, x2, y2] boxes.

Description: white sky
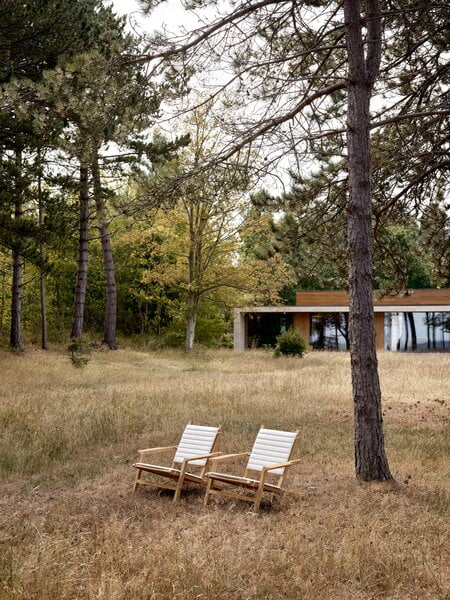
[[109, 0, 202, 35], [106, 0, 317, 193]]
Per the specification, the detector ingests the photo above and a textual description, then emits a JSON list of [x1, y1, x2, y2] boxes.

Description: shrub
[[68, 337, 91, 367], [274, 328, 307, 357]]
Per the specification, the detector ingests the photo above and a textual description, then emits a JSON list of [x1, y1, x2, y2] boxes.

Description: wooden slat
[[293, 312, 310, 339], [374, 313, 385, 350], [296, 290, 349, 306], [373, 289, 450, 306], [296, 289, 450, 307]]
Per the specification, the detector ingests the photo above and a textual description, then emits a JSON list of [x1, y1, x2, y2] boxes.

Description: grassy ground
[[0, 347, 448, 599]]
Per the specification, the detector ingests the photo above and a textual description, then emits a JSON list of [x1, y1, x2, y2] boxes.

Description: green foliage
[[373, 225, 432, 294], [252, 173, 348, 297], [0, 0, 106, 83], [193, 305, 228, 346], [68, 337, 90, 367], [219, 332, 234, 348], [274, 328, 307, 358], [147, 300, 229, 349], [419, 202, 450, 287]]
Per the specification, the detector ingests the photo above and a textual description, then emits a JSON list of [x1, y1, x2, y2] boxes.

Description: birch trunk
[[185, 294, 198, 353]]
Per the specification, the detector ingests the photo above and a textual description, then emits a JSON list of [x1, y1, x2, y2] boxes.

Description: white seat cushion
[[246, 428, 297, 474], [173, 424, 220, 466]]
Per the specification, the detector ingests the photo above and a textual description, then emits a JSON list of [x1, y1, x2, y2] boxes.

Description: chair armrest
[[209, 452, 249, 463], [207, 452, 249, 472], [262, 458, 301, 473], [137, 445, 177, 459], [181, 451, 222, 465]]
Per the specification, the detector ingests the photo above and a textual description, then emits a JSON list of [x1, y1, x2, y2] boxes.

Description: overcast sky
[[109, 0, 201, 35]]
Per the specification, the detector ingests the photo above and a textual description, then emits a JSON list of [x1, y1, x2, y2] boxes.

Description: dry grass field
[[0, 347, 448, 600]]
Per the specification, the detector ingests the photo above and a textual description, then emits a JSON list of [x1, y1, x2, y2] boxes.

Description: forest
[[1, 0, 448, 356]]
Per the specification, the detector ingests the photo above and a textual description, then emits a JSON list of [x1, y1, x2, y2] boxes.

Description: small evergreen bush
[[68, 337, 91, 367], [274, 328, 307, 357]]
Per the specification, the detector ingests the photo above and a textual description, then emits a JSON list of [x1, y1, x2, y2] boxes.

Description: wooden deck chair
[[204, 427, 300, 512], [133, 424, 222, 501]]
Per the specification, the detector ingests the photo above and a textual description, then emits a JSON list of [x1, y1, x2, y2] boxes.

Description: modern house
[[233, 289, 450, 351]]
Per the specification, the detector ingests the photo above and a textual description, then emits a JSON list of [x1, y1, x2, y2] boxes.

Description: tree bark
[[0, 269, 6, 334], [185, 202, 204, 353], [185, 293, 198, 353], [39, 269, 48, 350], [10, 150, 24, 351], [71, 164, 90, 339], [38, 168, 48, 350], [344, 0, 393, 481], [92, 148, 117, 349], [10, 245, 24, 351]]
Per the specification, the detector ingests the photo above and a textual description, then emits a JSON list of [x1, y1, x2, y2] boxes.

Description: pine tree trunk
[[344, 0, 393, 481], [40, 270, 48, 350], [10, 151, 24, 351], [71, 164, 90, 339], [10, 245, 24, 351], [0, 269, 6, 334], [92, 148, 117, 349], [38, 171, 48, 350]]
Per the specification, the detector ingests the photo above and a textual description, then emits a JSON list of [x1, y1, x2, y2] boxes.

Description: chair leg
[[204, 478, 214, 506], [253, 481, 265, 512], [173, 475, 185, 502], [133, 468, 142, 492]]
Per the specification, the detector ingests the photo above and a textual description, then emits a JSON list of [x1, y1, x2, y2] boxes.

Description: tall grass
[[0, 348, 448, 599]]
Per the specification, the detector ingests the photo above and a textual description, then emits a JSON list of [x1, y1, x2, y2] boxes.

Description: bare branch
[[371, 109, 450, 129], [212, 82, 346, 164], [126, 0, 292, 65]]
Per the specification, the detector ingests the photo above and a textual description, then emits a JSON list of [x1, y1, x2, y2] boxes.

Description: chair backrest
[[246, 428, 299, 474], [173, 424, 221, 466]]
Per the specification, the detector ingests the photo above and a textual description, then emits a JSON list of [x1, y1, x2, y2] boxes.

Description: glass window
[[246, 313, 293, 348], [309, 313, 349, 350], [384, 312, 450, 351]]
